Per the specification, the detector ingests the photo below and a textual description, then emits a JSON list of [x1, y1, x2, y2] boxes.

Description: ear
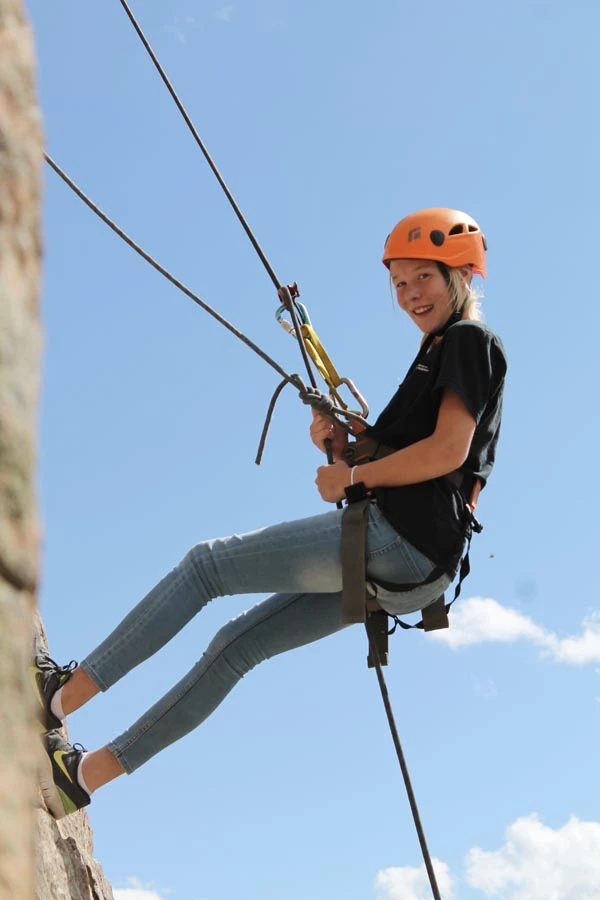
[[458, 265, 473, 285]]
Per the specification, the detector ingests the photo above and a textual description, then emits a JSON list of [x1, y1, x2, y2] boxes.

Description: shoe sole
[[29, 667, 53, 734], [37, 740, 67, 819]]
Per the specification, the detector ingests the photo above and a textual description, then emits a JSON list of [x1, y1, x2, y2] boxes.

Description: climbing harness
[[341, 433, 483, 648], [42, 8, 489, 898], [339, 315, 483, 651]]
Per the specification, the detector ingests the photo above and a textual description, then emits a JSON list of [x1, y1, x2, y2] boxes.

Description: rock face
[[0, 0, 42, 604], [0, 599, 37, 900], [0, 2, 44, 897], [0, 3, 114, 898], [33, 620, 115, 900], [35, 804, 115, 900]]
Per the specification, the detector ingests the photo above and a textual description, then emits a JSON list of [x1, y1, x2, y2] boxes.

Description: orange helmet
[[382, 208, 487, 278]]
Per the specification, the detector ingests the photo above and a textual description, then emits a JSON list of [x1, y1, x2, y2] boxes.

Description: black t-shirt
[[364, 319, 507, 568]]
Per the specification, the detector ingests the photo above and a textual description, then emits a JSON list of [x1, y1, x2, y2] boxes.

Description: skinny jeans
[[81, 501, 451, 773]]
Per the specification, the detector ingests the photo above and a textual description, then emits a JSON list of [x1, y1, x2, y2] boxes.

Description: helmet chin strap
[[436, 261, 470, 322], [432, 308, 462, 338]]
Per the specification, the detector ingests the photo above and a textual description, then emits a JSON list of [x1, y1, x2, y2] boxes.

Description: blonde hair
[[445, 266, 483, 322]]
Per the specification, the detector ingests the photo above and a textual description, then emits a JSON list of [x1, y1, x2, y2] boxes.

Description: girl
[[35, 207, 506, 819]]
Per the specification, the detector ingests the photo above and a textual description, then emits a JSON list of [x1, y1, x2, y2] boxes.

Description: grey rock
[[1, 2, 115, 897]]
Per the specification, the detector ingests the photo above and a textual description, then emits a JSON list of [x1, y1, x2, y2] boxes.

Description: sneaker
[[40, 729, 91, 819], [30, 654, 78, 732]]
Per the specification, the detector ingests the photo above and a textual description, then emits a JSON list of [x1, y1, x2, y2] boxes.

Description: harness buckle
[[344, 481, 369, 504], [366, 610, 389, 668]]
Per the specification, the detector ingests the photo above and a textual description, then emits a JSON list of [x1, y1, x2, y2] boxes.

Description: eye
[[418, 272, 430, 281], [395, 281, 406, 289]]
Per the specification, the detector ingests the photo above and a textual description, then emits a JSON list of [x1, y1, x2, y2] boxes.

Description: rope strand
[[118, 0, 281, 293], [117, 0, 321, 395], [44, 153, 296, 386], [366, 627, 442, 900]]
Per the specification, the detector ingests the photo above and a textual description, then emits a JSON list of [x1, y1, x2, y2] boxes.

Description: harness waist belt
[[340, 433, 480, 659]]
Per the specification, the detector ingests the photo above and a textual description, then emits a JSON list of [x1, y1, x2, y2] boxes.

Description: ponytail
[[437, 262, 483, 322]]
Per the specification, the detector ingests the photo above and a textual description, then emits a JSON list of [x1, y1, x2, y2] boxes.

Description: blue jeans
[[81, 501, 451, 773]]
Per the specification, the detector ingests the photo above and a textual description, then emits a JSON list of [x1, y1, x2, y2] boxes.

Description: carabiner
[[275, 301, 311, 337]]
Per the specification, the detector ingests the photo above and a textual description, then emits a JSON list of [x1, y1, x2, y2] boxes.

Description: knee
[[179, 541, 221, 597], [204, 612, 270, 678]]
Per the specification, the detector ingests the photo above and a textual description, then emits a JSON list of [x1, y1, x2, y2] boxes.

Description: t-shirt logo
[[416, 363, 430, 372]]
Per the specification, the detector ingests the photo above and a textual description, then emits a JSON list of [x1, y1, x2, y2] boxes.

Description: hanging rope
[[44, 154, 361, 450], [117, 0, 324, 400], [118, 0, 279, 290], [44, 154, 296, 386], [367, 632, 442, 900]]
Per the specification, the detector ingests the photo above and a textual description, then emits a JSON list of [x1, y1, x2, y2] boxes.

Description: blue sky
[[27, 1, 600, 898]]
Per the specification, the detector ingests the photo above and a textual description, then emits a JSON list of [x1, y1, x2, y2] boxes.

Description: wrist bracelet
[[350, 465, 358, 486]]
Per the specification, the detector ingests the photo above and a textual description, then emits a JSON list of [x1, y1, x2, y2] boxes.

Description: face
[[389, 258, 454, 334]]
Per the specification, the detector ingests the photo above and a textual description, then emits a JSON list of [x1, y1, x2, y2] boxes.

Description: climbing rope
[[44, 156, 295, 387], [367, 633, 442, 900], [117, 0, 325, 400], [44, 154, 362, 458], [117, 0, 369, 424], [118, 0, 280, 291]]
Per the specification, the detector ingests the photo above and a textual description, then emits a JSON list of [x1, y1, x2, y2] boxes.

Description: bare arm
[[357, 388, 476, 488]]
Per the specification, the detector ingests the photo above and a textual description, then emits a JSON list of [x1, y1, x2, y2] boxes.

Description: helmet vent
[[468, 224, 478, 232], [448, 224, 465, 235]]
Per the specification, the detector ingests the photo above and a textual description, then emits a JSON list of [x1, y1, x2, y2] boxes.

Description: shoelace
[[40, 655, 79, 679]]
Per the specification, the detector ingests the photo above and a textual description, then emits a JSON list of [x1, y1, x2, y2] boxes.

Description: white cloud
[[428, 597, 600, 665], [375, 859, 455, 900], [549, 613, 600, 664], [113, 877, 167, 900], [216, 5, 234, 21], [466, 814, 600, 898], [375, 815, 600, 899], [113, 891, 165, 900]]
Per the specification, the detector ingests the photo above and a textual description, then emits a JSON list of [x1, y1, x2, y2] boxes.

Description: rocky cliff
[[0, 3, 114, 898], [35, 791, 114, 900]]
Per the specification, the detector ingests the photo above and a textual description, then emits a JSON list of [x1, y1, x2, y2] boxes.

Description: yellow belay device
[[275, 296, 369, 421]]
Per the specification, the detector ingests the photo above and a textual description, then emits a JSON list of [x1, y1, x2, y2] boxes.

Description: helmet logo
[[408, 227, 422, 242]]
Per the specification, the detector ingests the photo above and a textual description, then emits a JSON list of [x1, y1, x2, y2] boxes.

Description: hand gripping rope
[[44, 3, 446, 895]]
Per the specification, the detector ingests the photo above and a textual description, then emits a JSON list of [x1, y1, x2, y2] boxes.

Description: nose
[[395, 279, 420, 311], [407, 282, 421, 304], [397, 286, 419, 311]]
